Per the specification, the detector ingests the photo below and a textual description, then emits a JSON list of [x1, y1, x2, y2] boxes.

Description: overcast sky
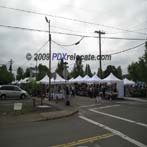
[[0, 0, 147, 76]]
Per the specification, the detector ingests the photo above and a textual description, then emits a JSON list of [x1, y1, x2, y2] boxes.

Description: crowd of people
[[75, 83, 118, 100], [125, 84, 147, 97]]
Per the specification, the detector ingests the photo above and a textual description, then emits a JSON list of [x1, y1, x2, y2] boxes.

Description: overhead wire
[[21, 40, 49, 67], [0, 5, 147, 35], [52, 36, 85, 47], [0, 24, 147, 41], [110, 42, 145, 55]]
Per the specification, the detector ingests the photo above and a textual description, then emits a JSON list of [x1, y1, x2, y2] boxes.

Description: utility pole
[[94, 30, 105, 78], [45, 17, 52, 100], [34, 57, 38, 79], [9, 59, 14, 73]]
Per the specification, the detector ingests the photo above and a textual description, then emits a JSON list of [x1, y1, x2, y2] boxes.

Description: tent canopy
[[82, 75, 91, 83], [72, 75, 83, 83], [103, 73, 121, 82], [53, 73, 66, 84], [88, 74, 101, 83], [123, 78, 135, 85], [39, 75, 49, 84]]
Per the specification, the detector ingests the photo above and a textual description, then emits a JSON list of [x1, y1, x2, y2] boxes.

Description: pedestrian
[[65, 86, 70, 106], [95, 87, 102, 104]]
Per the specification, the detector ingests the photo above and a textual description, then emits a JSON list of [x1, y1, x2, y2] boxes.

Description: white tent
[[18, 77, 36, 84], [68, 77, 74, 84], [88, 74, 101, 83], [72, 75, 83, 83], [53, 73, 66, 84], [39, 75, 49, 84], [82, 75, 91, 83], [103, 73, 121, 82], [12, 80, 19, 84], [102, 73, 124, 98], [123, 78, 135, 85]]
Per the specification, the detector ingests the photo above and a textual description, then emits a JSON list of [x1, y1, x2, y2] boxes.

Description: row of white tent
[[12, 73, 135, 98], [38, 73, 135, 85], [13, 73, 135, 85]]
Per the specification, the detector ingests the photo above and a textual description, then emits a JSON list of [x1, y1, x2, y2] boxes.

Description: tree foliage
[[128, 42, 147, 83], [16, 67, 24, 80], [70, 56, 84, 78], [103, 65, 123, 79], [84, 64, 93, 77], [55, 60, 64, 77], [0, 65, 14, 84], [36, 64, 49, 81]]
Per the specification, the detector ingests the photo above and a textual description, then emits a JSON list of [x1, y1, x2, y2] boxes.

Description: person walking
[[65, 86, 70, 106]]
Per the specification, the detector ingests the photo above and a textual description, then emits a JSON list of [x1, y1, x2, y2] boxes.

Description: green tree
[[16, 67, 24, 80], [24, 68, 30, 78], [55, 60, 64, 77], [117, 66, 123, 79], [97, 68, 104, 78], [128, 42, 147, 83], [85, 64, 92, 77], [103, 65, 122, 79], [37, 64, 49, 81], [70, 56, 84, 78], [0, 65, 14, 84]]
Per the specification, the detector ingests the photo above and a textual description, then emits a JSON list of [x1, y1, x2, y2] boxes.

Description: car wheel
[[20, 94, 26, 99], [1, 94, 6, 100]]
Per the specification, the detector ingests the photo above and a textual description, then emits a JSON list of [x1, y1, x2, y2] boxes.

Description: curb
[[38, 109, 79, 121]]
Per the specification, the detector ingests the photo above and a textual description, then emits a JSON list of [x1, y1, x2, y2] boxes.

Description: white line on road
[[79, 104, 101, 108], [89, 109, 147, 128], [95, 104, 120, 110], [79, 116, 147, 147], [125, 97, 147, 103]]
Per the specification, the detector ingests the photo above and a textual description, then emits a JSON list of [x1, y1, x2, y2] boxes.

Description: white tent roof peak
[[103, 73, 121, 82], [75, 75, 83, 80], [83, 75, 90, 80], [91, 74, 101, 80], [87, 74, 101, 83], [39, 74, 49, 84], [55, 73, 65, 81]]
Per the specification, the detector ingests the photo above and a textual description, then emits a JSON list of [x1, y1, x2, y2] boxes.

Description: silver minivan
[[0, 85, 29, 100]]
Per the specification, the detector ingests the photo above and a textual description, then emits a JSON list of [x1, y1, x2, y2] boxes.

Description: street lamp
[[94, 30, 105, 78], [45, 16, 52, 100]]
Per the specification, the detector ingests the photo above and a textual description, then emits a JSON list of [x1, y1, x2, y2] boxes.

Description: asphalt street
[[0, 98, 147, 147]]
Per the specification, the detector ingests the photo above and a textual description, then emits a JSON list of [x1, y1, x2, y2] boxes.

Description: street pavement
[[0, 96, 147, 147]]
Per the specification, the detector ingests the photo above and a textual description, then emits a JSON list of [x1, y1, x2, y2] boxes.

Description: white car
[[0, 85, 29, 100]]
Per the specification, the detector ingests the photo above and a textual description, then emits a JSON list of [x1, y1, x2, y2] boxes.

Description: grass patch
[[0, 103, 34, 115]]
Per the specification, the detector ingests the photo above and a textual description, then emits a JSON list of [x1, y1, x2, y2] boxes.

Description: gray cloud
[[0, 0, 146, 75]]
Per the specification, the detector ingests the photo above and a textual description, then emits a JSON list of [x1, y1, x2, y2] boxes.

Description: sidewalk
[[0, 96, 117, 126], [0, 97, 81, 126]]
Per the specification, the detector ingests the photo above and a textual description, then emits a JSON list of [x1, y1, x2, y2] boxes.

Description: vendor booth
[[102, 73, 124, 98]]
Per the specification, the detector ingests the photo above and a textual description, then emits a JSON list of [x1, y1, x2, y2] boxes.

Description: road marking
[[79, 116, 147, 147], [89, 108, 147, 128], [95, 104, 120, 110], [125, 97, 147, 103], [79, 104, 101, 108], [50, 133, 113, 147]]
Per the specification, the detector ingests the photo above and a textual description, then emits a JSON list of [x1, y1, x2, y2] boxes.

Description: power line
[[36, 40, 48, 53], [21, 40, 48, 67], [0, 5, 147, 35], [110, 42, 145, 55], [52, 36, 85, 47], [0, 24, 147, 41]]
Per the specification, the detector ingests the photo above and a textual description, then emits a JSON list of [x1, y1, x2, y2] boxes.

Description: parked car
[[0, 85, 29, 100]]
